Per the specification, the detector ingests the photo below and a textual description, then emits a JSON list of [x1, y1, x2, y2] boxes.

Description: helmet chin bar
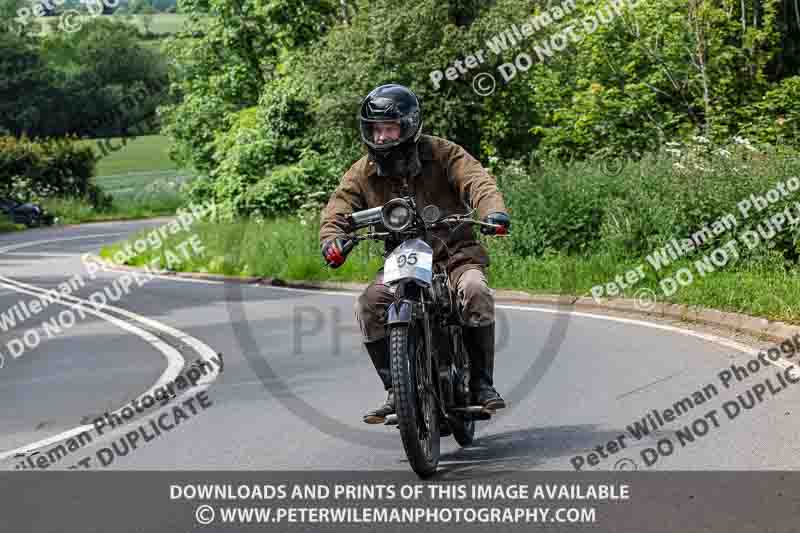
[[368, 139, 422, 178]]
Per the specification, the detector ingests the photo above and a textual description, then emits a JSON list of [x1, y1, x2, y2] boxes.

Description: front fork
[[386, 282, 450, 429]]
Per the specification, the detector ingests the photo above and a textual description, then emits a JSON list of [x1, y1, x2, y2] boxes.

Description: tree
[[160, 0, 337, 170]]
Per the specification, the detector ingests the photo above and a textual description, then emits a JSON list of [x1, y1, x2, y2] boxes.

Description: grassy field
[[37, 14, 191, 35], [78, 134, 176, 176], [121, 14, 190, 34], [43, 133, 193, 224], [84, 133, 197, 204]]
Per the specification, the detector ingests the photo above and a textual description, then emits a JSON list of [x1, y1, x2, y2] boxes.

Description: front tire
[[389, 322, 439, 479]]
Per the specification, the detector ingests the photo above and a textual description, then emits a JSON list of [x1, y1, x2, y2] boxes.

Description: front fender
[[386, 300, 413, 326]]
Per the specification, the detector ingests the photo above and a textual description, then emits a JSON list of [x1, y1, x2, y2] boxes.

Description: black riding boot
[[363, 338, 395, 424], [463, 323, 506, 410]]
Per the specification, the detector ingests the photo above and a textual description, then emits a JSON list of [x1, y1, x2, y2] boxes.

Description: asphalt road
[[1, 218, 799, 475]]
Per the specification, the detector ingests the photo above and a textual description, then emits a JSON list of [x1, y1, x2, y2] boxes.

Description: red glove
[[322, 238, 349, 268]]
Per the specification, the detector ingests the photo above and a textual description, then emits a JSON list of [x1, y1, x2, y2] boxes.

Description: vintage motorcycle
[[340, 195, 506, 478]]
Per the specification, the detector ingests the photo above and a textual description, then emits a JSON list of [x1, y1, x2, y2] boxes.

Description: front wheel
[[389, 322, 439, 479]]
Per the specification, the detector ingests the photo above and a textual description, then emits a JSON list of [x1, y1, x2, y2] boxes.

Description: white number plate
[[384, 249, 433, 284]]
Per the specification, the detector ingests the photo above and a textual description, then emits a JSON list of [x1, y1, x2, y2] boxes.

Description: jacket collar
[[365, 135, 434, 178]]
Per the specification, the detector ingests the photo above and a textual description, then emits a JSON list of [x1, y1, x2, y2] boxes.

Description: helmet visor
[[360, 116, 420, 151]]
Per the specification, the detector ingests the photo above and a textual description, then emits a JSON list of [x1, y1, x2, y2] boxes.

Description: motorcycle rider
[[319, 84, 511, 424]]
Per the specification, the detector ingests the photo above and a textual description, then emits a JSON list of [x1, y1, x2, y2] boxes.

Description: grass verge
[[0, 220, 25, 233], [100, 217, 800, 325], [43, 194, 184, 225]]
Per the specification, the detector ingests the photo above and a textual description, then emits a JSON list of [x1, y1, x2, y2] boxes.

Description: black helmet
[[358, 84, 422, 152]]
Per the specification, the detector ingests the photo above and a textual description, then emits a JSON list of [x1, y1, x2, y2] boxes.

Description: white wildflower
[[692, 135, 710, 144]]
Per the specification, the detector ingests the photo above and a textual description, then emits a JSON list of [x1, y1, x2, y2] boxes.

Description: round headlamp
[[381, 199, 412, 232]]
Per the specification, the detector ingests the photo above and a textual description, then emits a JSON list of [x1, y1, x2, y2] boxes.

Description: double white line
[[0, 232, 221, 463]]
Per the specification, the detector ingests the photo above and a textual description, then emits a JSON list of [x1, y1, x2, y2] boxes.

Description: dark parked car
[[0, 198, 57, 228]]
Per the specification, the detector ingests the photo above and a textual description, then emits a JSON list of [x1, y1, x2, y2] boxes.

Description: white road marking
[[0, 278, 185, 460], [0, 231, 222, 462], [255, 285, 798, 377], [4, 227, 795, 463], [31, 231, 788, 376], [496, 304, 800, 378], [100, 267, 224, 285], [0, 252, 78, 257], [0, 233, 127, 254]]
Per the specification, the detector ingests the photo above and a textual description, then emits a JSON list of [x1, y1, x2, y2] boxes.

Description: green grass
[[124, 14, 190, 34], [47, 133, 193, 224], [43, 194, 184, 225], [0, 220, 24, 233], [100, 217, 800, 325], [78, 134, 176, 176], [37, 14, 191, 35]]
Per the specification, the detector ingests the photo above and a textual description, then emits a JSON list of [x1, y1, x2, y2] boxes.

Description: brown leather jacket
[[319, 135, 508, 280]]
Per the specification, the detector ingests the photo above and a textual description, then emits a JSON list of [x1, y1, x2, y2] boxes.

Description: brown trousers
[[354, 265, 495, 342]]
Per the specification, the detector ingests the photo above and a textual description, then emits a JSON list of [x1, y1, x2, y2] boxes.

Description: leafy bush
[[241, 150, 341, 217], [497, 136, 800, 265], [0, 135, 111, 209], [741, 76, 800, 145]]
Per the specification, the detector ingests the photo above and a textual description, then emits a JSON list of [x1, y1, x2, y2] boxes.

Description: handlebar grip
[[341, 239, 357, 256]]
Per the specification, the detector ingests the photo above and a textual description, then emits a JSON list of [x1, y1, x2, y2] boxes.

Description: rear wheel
[[389, 321, 439, 479], [451, 413, 475, 446]]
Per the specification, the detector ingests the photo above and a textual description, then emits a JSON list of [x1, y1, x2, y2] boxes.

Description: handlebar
[[339, 215, 507, 255], [340, 239, 357, 255]]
